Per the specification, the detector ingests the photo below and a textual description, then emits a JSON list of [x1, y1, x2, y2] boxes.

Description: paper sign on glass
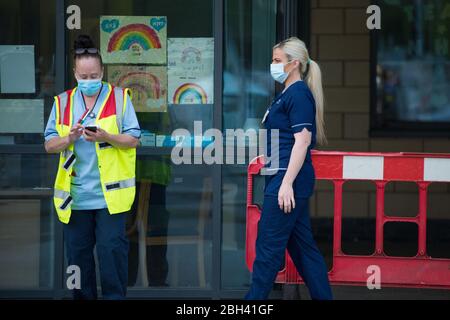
[[168, 38, 214, 105], [100, 16, 167, 64], [0, 45, 35, 94], [108, 65, 167, 113], [0, 99, 43, 133]]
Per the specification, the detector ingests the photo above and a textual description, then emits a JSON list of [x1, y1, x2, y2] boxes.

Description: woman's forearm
[[282, 142, 308, 185], [105, 133, 139, 149], [45, 136, 71, 154], [46, 133, 139, 154]]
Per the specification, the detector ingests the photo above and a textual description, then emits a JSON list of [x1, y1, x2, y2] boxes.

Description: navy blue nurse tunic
[[263, 80, 317, 198]]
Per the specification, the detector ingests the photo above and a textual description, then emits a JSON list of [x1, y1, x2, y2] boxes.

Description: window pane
[[66, 0, 214, 138], [0, 154, 57, 289], [222, 0, 277, 289], [127, 160, 213, 288], [0, 0, 56, 144], [376, 0, 450, 126]]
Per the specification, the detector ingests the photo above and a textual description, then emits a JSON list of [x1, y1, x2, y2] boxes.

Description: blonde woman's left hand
[[278, 182, 296, 214]]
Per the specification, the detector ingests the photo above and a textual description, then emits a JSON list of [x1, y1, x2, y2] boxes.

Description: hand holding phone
[[83, 125, 108, 143], [84, 125, 98, 133]]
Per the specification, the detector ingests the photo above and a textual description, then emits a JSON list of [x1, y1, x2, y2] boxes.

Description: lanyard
[[77, 84, 103, 125], [262, 92, 282, 124], [262, 81, 302, 124]]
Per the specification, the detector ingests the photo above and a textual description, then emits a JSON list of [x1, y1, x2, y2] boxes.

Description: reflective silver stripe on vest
[[54, 189, 72, 210], [54, 189, 70, 199], [62, 150, 76, 171], [115, 88, 125, 134], [105, 177, 135, 192]]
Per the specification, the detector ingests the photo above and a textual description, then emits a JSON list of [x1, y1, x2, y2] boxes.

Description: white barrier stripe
[[424, 158, 450, 182], [343, 156, 384, 180]]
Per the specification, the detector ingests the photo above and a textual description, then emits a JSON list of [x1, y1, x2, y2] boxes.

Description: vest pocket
[[99, 142, 113, 150]]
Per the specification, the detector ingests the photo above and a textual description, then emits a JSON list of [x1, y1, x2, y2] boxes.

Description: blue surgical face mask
[[270, 62, 292, 84], [77, 77, 103, 96]]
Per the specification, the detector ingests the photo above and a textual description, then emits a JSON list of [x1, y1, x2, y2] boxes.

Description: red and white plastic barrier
[[246, 151, 450, 289]]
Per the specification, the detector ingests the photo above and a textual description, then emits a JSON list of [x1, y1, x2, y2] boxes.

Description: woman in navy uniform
[[245, 37, 332, 300]]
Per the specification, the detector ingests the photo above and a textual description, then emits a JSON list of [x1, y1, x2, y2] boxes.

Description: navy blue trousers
[[245, 196, 332, 300], [64, 208, 129, 300]]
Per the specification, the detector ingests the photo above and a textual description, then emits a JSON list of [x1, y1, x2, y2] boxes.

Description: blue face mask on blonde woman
[[270, 58, 313, 84], [270, 60, 294, 83]]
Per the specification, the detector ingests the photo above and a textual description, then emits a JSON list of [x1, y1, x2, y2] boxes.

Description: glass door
[[221, 0, 277, 291], [0, 0, 57, 291]]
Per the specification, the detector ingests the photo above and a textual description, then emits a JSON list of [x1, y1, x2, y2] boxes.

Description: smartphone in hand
[[85, 125, 98, 133]]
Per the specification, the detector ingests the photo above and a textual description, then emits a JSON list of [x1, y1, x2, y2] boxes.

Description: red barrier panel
[[246, 151, 450, 289]]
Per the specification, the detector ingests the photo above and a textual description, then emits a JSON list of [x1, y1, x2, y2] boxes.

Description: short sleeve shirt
[[263, 80, 317, 198]]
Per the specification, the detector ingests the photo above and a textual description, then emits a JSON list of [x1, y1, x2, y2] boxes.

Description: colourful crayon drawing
[[168, 38, 214, 104], [108, 65, 167, 113], [107, 24, 161, 52], [173, 83, 208, 104], [101, 16, 167, 64]]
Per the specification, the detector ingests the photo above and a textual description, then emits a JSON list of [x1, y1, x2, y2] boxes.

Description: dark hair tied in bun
[[73, 34, 103, 66]]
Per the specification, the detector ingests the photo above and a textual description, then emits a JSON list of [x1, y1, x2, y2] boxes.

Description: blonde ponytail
[[305, 59, 327, 145], [274, 37, 327, 146]]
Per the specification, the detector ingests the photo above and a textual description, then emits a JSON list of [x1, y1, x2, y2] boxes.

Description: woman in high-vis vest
[[44, 35, 141, 300]]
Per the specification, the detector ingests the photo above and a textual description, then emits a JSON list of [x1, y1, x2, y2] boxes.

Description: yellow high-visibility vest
[[52, 83, 136, 224]]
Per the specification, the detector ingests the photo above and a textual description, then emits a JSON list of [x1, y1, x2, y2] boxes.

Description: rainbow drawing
[[181, 47, 202, 62], [117, 72, 161, 100], [107, 24, 161, 52], [173, 83, 208, 104], [108, 65, 167, 112]]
